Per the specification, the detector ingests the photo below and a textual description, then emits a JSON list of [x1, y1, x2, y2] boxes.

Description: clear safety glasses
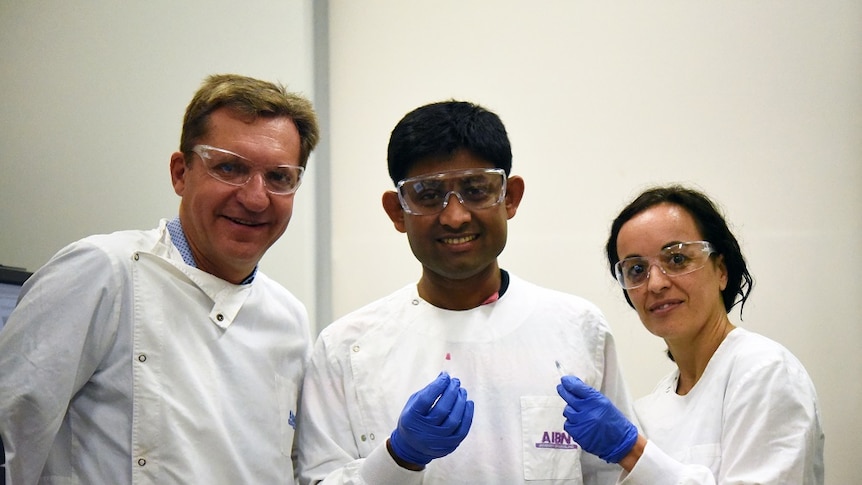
[[191, 144, 304, 195], [396, 168, 507, 216], [614, 241, 716, 289]]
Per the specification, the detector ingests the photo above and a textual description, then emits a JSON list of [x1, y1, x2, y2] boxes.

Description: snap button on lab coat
[[352, 345, 360, 353], [137, 354, 147, 362], [216, 313, 224, 322], [137, 458, 146, 466], [411, 299, 419, 305], [133, 253, 140, 261]]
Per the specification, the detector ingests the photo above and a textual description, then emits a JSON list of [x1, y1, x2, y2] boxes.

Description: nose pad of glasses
[[245, 172, 269, 190], [646, 262, 671, 285], [238, 172, 272, 201], [440, 191, 466, 210]]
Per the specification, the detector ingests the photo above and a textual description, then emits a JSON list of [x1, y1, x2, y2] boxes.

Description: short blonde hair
[[179, 74, 320, 166]]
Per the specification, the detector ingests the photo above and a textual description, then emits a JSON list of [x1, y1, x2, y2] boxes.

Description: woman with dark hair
[[556, 185, 824, 484]]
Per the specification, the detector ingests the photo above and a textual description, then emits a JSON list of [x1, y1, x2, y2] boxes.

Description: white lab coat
[[295, 274, 633, 485], [0, 220, 311, 484], [620, 328, 824, 485]]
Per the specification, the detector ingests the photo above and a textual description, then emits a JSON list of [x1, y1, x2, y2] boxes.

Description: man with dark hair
[[296, 100, 633, 484], [0, 74, 319, 484]]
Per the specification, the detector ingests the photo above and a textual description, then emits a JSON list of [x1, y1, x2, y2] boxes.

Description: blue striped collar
[[166, 217, 256, 284]]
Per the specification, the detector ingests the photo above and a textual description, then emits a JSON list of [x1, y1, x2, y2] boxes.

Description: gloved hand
[[389, 372, 474, 466], [556, 375, 638, 463]]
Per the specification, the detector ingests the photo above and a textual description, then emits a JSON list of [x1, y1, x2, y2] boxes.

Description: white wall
[[0, 0, 320, 324], [327, 2, 861, 483]]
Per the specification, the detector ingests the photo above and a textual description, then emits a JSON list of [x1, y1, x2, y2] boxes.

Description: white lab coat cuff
[[619, 440, 713, 485], [360, 442, 426, 485]]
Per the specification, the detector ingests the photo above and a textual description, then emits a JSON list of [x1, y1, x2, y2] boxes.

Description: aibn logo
[[535, 431, 579, 450]]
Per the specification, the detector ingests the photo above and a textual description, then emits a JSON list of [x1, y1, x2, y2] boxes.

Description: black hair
[[386, 100, 512, 184]]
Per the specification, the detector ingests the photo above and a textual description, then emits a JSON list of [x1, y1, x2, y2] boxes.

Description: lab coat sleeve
[[596, 327, 637, 424], [619, 354, 823, 485], [618, 440, 716, 485], [0, 240, 123, 484], [583, 325, 635, 485], [294, 334, 425, 485], [714, 354, 823, 483]]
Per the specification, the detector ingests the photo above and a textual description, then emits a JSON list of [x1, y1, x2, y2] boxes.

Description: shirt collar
[[480, 269, 510, 305], [166, 216, 256, 284]]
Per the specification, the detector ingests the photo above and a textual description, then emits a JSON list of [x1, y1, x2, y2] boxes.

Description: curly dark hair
[[606, 185, 754, 316]]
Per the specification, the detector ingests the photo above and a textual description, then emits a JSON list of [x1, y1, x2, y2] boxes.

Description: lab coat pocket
[[275, 372, 299, 457], [680, 443, 721, 471], [521, 396, 583, 482]]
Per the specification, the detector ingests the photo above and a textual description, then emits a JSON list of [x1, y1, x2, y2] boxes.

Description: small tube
[[555, 360, 568, 377]]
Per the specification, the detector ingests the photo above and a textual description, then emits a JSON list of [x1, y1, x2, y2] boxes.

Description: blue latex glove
[[556, 375, 638, 463], [389, 372, 474, 466]]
